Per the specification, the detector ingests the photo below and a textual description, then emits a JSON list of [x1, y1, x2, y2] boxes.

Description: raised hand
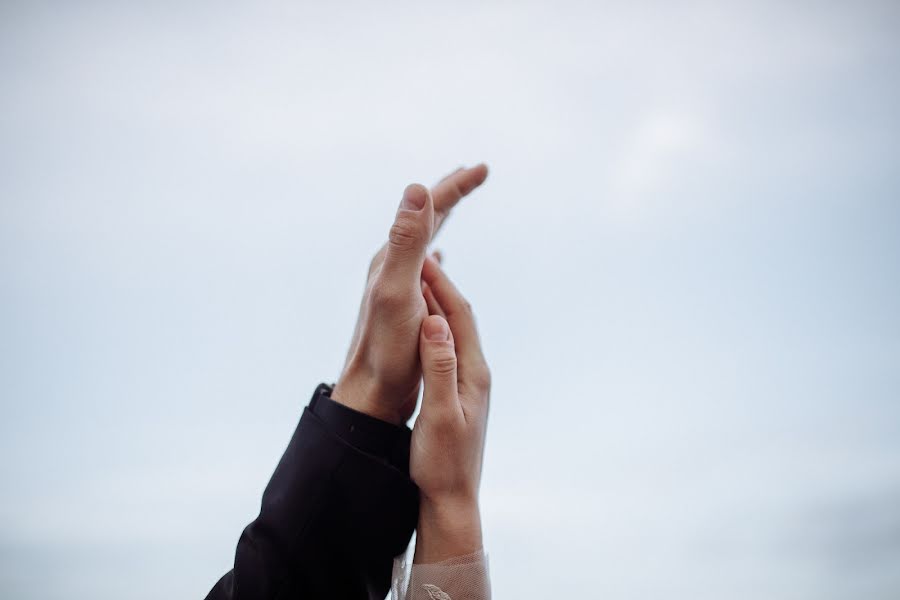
[[411, 256, 491, 563], [332, 165, 488, 425]]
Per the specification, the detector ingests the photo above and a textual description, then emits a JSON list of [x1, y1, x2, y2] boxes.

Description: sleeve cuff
[[309, 383, 413, 474], [391, 549, 491, 600]]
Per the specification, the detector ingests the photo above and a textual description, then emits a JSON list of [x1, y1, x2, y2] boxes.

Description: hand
[[411, 256, 491, 563], [332, 165, 489, 425]]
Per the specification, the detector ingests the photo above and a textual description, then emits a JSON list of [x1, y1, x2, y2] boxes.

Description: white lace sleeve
[[391, 549, 491, 600]]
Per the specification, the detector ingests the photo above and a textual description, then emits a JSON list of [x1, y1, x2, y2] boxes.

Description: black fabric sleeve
[[309, 384, 413, 471], [205, 384, 420, 600]]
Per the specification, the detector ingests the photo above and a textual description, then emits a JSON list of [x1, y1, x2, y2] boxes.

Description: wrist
[[332, 373, 404, 425], [415, 495, 483, 564]]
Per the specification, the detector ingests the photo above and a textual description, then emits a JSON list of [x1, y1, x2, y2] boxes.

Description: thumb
[[380, 184, 435, 287], [419, 315, 460, 419]]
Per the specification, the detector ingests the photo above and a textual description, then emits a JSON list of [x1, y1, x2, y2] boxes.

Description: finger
[[419, 315, 461, 420], [437, 166, 464, 184], [422, 282, 446, 319], [431, 249, 443, 265], [421, 257, 489, 393], [432, 164, 489, 235], [380, 184, 435, 288]]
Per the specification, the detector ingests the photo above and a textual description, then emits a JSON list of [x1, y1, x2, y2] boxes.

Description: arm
[[205, 166, 489, 600], [205, 385, 418, 600], [393, 257, 493, 600]]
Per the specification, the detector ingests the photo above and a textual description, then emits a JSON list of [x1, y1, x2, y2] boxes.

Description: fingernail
[[424, 317, 450, 341], [401, 185, 427, 211]]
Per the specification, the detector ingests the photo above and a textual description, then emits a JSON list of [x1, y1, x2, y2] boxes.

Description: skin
[[332, 164, 488, 424], [412, 257, 491, 563], [330, 164, 491, 563]]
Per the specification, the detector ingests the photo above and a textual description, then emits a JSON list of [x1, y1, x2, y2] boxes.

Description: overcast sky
[[2, 1, 899, 598]]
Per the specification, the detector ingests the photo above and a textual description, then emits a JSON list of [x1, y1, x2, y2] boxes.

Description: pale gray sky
[[2, 1, 899, 598]]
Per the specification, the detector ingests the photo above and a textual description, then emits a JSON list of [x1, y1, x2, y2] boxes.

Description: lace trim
[[422, 583, 452, 600], [391, 548, 490, 600]]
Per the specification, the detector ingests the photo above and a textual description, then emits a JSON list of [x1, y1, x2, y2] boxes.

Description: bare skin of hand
[[411, 256, 491, 563], [332, 165, 489, 425]]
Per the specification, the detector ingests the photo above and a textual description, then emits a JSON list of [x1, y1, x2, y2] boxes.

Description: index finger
[[431, 163, 489, 235]]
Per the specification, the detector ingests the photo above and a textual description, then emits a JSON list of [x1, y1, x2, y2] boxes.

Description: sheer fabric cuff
[[391, 549, 490, 600]]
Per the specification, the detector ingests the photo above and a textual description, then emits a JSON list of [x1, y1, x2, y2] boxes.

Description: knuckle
[[472, 364, 492, 391], [428, 351, 457, 377], [388, 216, 424, 253], [446, 180, 464, 203], [369, 279, 405, 310], [450, 297, 474, 319]]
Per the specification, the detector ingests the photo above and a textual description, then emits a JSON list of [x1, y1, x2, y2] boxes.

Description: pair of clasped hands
[[332, 164, 491, 564]]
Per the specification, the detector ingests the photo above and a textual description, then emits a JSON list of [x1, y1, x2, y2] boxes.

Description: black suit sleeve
[[205, 384, 420, 600]]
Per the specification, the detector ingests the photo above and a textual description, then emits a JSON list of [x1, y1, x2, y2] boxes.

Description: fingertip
[[469, 163, 489, 186], [400, 183, 430, 212], [422, 314, 451, 342], [455, 163, 488, 196]]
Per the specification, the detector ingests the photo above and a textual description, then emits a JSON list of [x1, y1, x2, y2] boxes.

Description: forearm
[[207, 387, 419, 600], [392, 499, 491, 600], [391, 497, 490, 600], [414, 497, 483, 564]]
